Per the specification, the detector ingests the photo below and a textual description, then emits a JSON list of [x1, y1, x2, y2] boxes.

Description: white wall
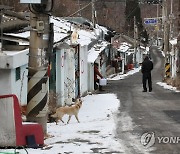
[[100, 50, 107, 78], [12, 65, 28, 106], [56, 49, 65, 107], [56, 48, 76, 106], [170, 48, 178, 78], [64, 48, 75, 105], [0, 65, 28, 106], [88, 63, 94, 92], [0, 49, 29, 106], [136, 48, 143, 66], [0, 49, 28, 69], [80, 45, 88, 96], [0, 69, 12, 95]]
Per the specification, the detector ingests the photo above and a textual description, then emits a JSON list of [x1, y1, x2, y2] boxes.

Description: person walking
[[94, 63, 104, 91], [141, 56, 153, 92]]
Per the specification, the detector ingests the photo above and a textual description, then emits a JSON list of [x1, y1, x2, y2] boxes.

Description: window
[[16, 67, 21, 81]]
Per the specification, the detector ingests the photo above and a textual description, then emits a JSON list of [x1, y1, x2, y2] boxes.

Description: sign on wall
[[20, 0, 41, 3], [144, 18, 158, 25]]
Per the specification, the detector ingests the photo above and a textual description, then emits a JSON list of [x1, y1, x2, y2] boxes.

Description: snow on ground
[[156, 82, 180, 93], [0, 67, 144, 154], [108, 67, 141, 80], [0, 94, 124, 154], [0, 67, 178, 154]]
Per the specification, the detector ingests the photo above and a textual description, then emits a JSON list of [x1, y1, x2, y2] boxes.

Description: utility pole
[[24, 0, 53, 135], [0, 8, 3, 54], [77, 0, 82, 16], [92, 0, 96, 28], [177, 0, 180, 75], [156, 3, 159, 46], [162, 0, 170, 78], [169, 0, 174, 39], [134, 16, 138, 67]]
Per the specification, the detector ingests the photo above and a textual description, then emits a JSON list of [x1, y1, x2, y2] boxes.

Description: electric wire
[[68, 2, 92, 17], [125, 5, 139, 20]]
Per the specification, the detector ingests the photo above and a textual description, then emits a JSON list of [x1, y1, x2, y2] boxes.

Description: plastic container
[[99, 78, 107, 86]]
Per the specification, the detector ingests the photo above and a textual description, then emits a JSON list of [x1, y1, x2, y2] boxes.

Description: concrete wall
[[170, 47, 178, 78], [64, 48, 75, 104], [56, 48, 76, 106], [0, 65, 28, 106], [136, 48, 143, 65], [0, 50, 28, 106], [0, 49, 28, 69], [80, 45, 88, 96], [56, 49, 65, 107], [88, 63, 94, 92], [12, 65, 28, 106], [0, 69, 12, 95]]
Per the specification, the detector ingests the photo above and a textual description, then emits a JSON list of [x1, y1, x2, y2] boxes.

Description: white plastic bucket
[[99, 78, 107, 86]]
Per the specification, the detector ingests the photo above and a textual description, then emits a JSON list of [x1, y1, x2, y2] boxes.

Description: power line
[[68, 2, 92, 17], [77, 0, 82, 16], [125, 6, 139, 20]]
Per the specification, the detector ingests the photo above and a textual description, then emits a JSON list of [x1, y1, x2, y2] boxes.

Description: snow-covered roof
[[118, 42, 131, 53], [170, 38, 177, 45], [8, 16, 106, 46], [5, 31, 30, 45], [140, 46, 146, 50], [5, 16, 109, 58], [98, 25, 109, 34], [52, 17, 110, 62], [121, 42, 131, 46], [51, 17, 105, 46], [8, 31, 30, 38], [50, 17, 71, 44], [127, 49, 134, 56], [88, 41, 109, 63], [2, 49, 28, 56], [77, 28, 96, 46], [7, 17, 72, 45], [0, 49, 29, 69]]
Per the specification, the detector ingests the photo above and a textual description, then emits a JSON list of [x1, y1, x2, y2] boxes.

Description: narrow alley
[[105, 46, 180, 154]]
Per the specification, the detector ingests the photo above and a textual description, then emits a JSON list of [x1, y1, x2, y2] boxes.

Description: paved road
[[105, 46, 180, 154]]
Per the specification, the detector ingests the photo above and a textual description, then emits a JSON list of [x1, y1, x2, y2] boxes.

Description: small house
[[0, 49, 29, 106]]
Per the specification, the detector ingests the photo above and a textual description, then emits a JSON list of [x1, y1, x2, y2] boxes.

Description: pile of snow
[[108, 67, 141, 80], [156, 82, 180, 93]]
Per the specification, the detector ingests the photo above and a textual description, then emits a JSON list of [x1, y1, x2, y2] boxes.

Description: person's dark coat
[[141, 56, 153, 92], [141, 56, 153, 74]]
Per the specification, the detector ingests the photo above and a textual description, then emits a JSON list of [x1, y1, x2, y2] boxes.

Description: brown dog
[[51, 98, 82, 124]]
